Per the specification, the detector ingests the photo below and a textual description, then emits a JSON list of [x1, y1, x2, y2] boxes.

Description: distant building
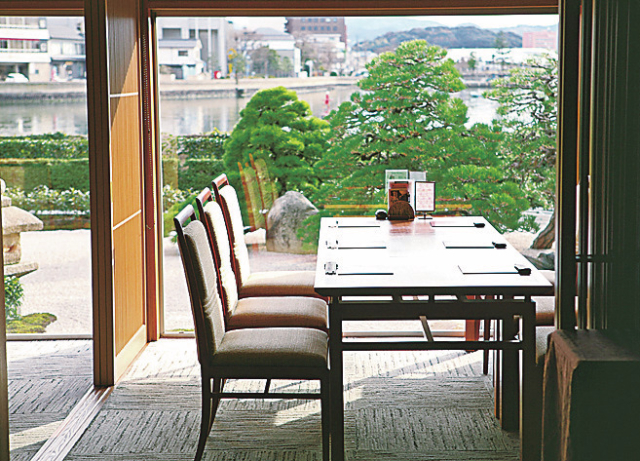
[[47, 17, 86, 81], [156, 17, 229, 78], [285, 17, 347, 44], [0, 16, 50, 82], [253, 27, 300, 77], [522, 30, 558, 51]]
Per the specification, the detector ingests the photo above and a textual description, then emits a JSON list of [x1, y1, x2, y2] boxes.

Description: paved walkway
[[18, 230, 317, 335]]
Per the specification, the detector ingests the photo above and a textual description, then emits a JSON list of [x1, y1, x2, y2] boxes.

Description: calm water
[[0, 87, 498, 137]]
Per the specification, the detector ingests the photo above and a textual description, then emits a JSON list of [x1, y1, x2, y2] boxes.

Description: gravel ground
[[17, 230, 317, 335], [16, 210, 551, 335]]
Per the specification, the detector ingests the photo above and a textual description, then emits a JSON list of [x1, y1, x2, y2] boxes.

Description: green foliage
[[162, 132, 228, 190], [178, 158, 225, 191], [0, 133, 87, 159], [223, 86, 330, 197], [163, 190, 197, 238], [485, 55, 557, 210], [315, 40, 529, 231], [5, 185, 90, 215], [162, 157, 179, 189], [50, 159, 91, 190], [7, 313, 57, 334], [176, 131, 228, 159], [162, 184, 193, 211], [0, 158, 90, 192], [4, 276, 23, 322]]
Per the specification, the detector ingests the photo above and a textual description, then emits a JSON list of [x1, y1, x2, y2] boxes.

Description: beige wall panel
[[110, 95, 143, 225], [107, 0, 140, 96], [113, 213, 145, 355]]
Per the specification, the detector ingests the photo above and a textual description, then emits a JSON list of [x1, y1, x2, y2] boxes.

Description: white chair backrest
[[219, 184, 252, 285], [203, 200, 240, 315]]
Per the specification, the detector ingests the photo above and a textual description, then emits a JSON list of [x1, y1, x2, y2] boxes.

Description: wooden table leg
[[520, 299, 536, 461], [329, 297, 344, 461], [500, 308, 520, 431]]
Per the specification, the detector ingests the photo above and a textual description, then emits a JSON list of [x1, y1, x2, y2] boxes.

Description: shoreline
[[0, 75, 491, 102], [0, 76, 360, 102]]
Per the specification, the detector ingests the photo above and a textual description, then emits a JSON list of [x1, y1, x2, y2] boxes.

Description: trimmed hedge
[[0, 133, 88, 159], [178, 158, 225, 191], [177, 131, 228, 159], [162, 158, 179, 189], [0, 159, 89, 192], [0, 132, 229, 193]]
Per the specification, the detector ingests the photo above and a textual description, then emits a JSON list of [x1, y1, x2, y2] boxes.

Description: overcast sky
[[229, 15, 559, 32]]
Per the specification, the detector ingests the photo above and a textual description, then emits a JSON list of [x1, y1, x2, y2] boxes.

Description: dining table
[[314, 215, 553, 461]]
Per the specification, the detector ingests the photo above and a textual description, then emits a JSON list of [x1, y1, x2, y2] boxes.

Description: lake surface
[[0, 86, 498, 137]]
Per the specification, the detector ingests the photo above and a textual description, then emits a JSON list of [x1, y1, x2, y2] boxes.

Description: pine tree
[[223, 86, 330, 196], [314, 39, 529, 231]]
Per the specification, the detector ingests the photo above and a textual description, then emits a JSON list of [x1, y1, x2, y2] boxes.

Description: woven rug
[[64, 338, 518, 461], [8, 340, 93, 461]]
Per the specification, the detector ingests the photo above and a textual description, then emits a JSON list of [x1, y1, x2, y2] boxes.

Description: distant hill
[[353, 26, 522, 53], [489, 24, 558, 37], [346, 17, 442, 42]]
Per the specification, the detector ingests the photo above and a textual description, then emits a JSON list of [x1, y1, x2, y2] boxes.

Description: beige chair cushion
[[228, 296, 327, 331], [212, 327, 328, 368], [240, 270, 324, 299], [203, 200, 239, 314], [219, 185, 252, 285], [534, 295, 555, 326], [182, 220, 226, 356], [535, 326, 555, 367]]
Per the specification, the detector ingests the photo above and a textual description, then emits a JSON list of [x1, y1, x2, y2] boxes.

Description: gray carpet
[[8, 340, 93, 461], [64, 338, 518, 461]]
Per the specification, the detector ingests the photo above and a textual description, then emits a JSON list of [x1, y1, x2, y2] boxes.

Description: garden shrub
[[0, 133, 88, 159], [4, 276, 23, 322], [177, 131, 228, 159], [50, 159, 90, 191], [162, 191, 198, 238], [5, 186, 90, 215], [178, 158, 225, 191], [22, 161, 52, 191], [0, 159, 89, 192], [162, 157, 179, 189]]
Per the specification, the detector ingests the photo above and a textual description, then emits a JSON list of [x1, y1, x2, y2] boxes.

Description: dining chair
[[194, 189, 327, 331], [174, 205, 330, 461], [209, 174, 324, 299]]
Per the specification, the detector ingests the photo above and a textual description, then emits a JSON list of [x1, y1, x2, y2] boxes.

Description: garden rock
[[266, 191, 318, 254]]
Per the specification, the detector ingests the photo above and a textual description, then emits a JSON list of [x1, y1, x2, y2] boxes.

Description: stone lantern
[[1, 179, 44, 277]]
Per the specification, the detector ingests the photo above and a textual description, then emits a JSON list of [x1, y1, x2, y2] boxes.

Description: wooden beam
[[556, 0, 579, 330], [149, 0, 557, 16], [0, 207, 7, 461], [85, 0, 116, 387], [0, 0, 83, 14]]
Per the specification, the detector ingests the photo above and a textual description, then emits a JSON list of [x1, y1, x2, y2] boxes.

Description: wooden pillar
[[85, 0, 149, 385], [556, 0, 580, 330], [588, 0, 640, 331], [0, 206, 7, 461]]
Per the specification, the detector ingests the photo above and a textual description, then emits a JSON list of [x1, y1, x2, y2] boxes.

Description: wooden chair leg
[[195, 376, 213, 461], [208, 378, 223, 432], [321, 378, 330, 461]]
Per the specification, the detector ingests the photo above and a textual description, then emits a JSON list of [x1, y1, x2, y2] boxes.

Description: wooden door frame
[[0, 2, 561, 458]]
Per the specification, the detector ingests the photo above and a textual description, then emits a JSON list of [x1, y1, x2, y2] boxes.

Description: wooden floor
[[7, 340, 93, 461], [58, 338, 516, 460]]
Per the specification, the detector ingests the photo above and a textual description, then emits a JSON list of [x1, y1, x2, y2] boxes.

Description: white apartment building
[[0, 17, 50, 82], [253, 27, 301, 77], [47, 17, 86, 81], [156, 17, 229, 79]]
